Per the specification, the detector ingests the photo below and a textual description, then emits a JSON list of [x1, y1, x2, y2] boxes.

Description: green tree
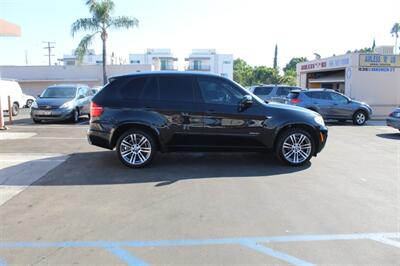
[[283, 57, 307, 73], [273, 44, 278, 70], [233, 58, 254, 86], [391, 22, 400, 53], [71, 0, 139, 84]]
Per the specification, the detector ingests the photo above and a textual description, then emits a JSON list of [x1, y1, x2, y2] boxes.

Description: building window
[[130, 60, 140, 64], [193, 60, 201, 70], [223, 61, 231, 64]]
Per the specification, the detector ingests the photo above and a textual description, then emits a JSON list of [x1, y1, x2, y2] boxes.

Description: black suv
[[88, 72, 328, 168]]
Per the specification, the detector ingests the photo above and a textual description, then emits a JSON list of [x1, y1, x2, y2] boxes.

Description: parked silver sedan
[[387, 108, 400, 130]]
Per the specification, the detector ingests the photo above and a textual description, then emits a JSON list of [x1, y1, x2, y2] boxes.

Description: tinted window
[[253, 86, 273, 95], [159, 76, 194, 102], [276, 87, 292, 96], [141, 78, 158, 100], [120, 77, 148, 100], [198, 77, 244, 105]]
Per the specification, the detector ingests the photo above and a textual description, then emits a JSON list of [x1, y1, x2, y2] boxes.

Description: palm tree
[[391, 23, 400, 54], [71, 0, 138, 84]]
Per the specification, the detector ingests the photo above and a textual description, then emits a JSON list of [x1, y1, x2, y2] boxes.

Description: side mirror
[[239, 95, 253, 111], [37, 95, 41, 98]]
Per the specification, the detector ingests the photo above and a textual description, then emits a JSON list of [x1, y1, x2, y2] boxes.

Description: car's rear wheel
[[276, 128, 314, 166], [352, 110, 367, 125], [12, 103, 19, 116], [26, 99, 33, 108], [33, 118, 41, 124], [116, 130, 156, 168]]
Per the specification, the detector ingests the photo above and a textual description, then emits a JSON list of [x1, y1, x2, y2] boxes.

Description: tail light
[[290, 98, 301, 104], [90, 102, 103, 118]]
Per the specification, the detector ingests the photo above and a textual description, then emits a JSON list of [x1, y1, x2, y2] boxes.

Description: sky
[[0, 0, 399, 70]]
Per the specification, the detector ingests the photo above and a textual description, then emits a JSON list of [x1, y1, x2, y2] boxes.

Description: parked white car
[[22, 93, 36, 108], [0, 79, 24, 116]]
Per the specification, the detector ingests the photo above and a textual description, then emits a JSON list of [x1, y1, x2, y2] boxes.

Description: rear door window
[[158, 76, 194, 102], [197, 77, 245, 105], [253, 86, 273, 96]]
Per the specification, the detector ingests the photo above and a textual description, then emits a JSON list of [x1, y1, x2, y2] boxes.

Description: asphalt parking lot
[[0, 109, 399, 265]]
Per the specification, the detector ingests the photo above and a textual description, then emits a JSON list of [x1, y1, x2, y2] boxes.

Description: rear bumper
[[87, 121, 114, 150], [387, 117, 400, 129]]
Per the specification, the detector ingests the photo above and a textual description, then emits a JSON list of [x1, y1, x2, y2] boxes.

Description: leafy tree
[[71, 0, 139, 84], [233, 58, 254, 86], [273, 44, 278, 70], [283, 57, 307, 73], [391, 22, 400, 53]]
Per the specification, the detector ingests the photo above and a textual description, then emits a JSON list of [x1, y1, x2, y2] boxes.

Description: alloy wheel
[[119, 133, 152, 166], [282, 133, 312, 164], [356, 113, 366, 125]]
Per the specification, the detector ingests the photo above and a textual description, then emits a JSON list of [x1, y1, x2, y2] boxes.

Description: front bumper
[[387, 117, 400, 129], [316, 125, 328, 155], [31, 108, 73, 121]]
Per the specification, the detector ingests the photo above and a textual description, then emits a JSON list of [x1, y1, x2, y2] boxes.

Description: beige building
[[297, 49, 400, 118], [0, 64, 152, 96]]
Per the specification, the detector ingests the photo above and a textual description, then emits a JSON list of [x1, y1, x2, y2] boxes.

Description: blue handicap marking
[[0, 232, 399, 265]]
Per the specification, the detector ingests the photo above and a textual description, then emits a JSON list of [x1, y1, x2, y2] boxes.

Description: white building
[[60, 50, 127, 66], [0, 64, 152, 96], [296, 46, 400, 118], [129, 49, 177, 71], [185, 49, 233, 79]]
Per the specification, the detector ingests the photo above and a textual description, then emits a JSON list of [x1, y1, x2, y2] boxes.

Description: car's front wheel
[[276, 128, 314, 166], [116, 130, 156, 168], [352, 110, 367, 125], [71, 109, 79, 123]]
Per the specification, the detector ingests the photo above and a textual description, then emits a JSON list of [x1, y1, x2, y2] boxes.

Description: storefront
[[297, 53, 400, 118]]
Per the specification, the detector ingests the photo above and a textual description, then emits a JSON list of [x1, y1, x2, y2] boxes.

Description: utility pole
[[43, 41, 55, 66]]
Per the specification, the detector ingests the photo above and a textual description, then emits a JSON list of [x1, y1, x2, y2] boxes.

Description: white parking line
[[32, 137, 87, 140], [0, 153, 68, 206]]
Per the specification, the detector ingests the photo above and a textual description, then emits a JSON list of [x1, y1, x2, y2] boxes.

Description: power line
[[42, 41, 55, 66]]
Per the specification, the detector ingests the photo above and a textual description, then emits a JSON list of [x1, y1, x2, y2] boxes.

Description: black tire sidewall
[[27, 100, 33, 108], [71, 109, 79, 123], [12, 103, 19, 116], [116, 129, 156, 168], [276, 128, 315, 166]]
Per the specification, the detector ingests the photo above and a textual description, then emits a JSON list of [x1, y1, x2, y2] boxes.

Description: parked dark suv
[[88, 72, 328, 168]]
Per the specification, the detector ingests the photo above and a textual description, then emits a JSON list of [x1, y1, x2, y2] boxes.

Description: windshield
[[41, 87, 77, 98]]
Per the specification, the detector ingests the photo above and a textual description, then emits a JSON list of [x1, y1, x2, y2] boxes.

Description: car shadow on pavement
[[17, 151, 310, 187], [376, 133, 400, 140]]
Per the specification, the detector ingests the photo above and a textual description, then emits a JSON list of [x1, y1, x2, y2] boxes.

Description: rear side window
[[276, 87, 292, 96], [287, 92, 299, 99], [305, 91, 330, 100], [158, 76, 194, 102], [253, 86, 273, 95], [120, 77, 149, 99]]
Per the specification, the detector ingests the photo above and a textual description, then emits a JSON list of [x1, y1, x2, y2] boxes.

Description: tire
[[352, 110, 367, 125], [26, 99, 34, 108], [11, 103, 19, 116], [71, 109, 79, 123], [33, 119, 41, 124], [275, 128, 315, 166], [116, 129, 156, 168]]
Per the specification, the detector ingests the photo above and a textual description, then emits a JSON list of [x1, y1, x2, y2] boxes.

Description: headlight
[[31, 101, 38, 109], [60, 101, 74, 109], [314, 116, 325, 126]]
